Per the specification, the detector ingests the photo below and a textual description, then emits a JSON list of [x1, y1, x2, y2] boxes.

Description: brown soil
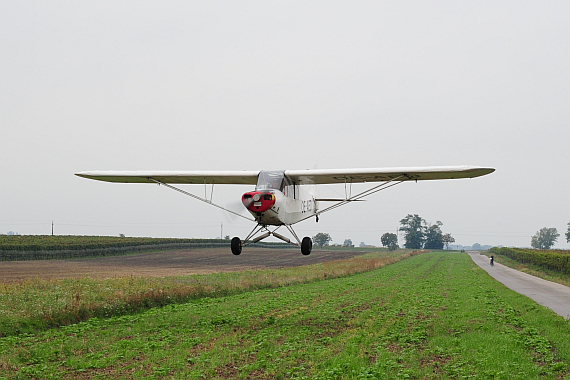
[[0, 247, 369, 281]]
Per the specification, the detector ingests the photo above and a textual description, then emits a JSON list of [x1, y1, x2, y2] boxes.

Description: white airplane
[[76, 166, 494, 256]]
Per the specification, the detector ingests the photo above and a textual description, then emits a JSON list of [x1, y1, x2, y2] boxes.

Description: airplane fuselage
[[241, 170, 318, 225], [242, 188, 317, 225]]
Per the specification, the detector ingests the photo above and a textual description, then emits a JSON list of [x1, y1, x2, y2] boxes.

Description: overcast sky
[[1, 1, 569, 248]]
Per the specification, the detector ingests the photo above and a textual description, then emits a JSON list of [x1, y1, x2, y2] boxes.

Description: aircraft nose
[[242, 191, 275, 213]]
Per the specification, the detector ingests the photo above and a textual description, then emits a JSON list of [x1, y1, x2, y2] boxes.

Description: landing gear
[[231, 237, 242, 255], [301, 237, 312, 256], [232, 224, 312, 256]]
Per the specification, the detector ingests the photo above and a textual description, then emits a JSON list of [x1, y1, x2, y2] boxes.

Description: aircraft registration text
[[301, 199, 314, 214]]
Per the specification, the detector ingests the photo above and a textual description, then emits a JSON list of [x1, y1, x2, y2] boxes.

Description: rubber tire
[[301, 237, 312, 256], [231, 237, 242, 256]]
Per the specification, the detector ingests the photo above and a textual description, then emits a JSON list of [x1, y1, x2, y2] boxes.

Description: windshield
[[256, 171, 285, 191]]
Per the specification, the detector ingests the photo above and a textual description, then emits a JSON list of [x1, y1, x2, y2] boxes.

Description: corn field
[[0, 235, 291, 261]]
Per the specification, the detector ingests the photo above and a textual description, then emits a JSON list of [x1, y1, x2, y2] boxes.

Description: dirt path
[[468, 251, 570, 319], [0, 247, 369, 281]]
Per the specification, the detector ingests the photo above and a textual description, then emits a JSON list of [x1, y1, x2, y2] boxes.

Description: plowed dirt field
[[0, 247, 369, 281]]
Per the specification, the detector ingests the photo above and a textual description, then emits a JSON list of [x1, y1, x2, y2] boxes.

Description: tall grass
[[0, 249, 415, 337]]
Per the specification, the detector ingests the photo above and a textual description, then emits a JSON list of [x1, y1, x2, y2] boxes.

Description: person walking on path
[[490, 255, 494, 266], [468, 251, 570, 319]]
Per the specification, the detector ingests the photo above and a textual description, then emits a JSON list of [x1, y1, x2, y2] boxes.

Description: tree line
[[313, 220, 570, 252], [312, 214, 456, 251], [381, 214, 455, 251]]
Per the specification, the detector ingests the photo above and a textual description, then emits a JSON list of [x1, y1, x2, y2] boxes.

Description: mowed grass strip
[[2, 252, 570, 379], [0, 250, 411, 337]]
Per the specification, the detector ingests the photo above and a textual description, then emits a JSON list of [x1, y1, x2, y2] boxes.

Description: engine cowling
[[242, 191, 276, 213]]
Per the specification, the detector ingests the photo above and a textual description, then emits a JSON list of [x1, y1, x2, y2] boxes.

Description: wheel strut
[[230, 224, 313, 255]]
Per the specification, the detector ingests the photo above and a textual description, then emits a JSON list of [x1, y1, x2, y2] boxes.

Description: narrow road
[[468, 251, 570, 319]]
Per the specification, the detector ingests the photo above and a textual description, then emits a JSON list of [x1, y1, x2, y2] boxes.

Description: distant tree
[[424, 221, 444, 249], [566, 223, 570, 244], [381, 232, 398, 251], [224, 235, 230, 240], [472, 243, 482, 250], [442, 233, 455, 250], [399, 214, 426, 249], [530, 227, 559, 250], [119, 234, 125, 238], [313, 232, 332, 248], [342, 239, 353, 247], [359, 242, 366, 247]]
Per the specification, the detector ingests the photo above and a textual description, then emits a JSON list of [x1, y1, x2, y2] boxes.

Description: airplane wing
[[76, 166, 494, 186], [75, 170, 260, 185], [285, 166, 494, 185]]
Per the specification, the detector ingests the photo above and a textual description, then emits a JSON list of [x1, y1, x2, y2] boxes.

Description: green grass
[[0, 250, 410, 338], [1, 252, 569, 379]]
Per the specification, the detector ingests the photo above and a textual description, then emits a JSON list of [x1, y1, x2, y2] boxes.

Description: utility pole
[[221, 222, 223, 240], [51, 221, 54, 236]]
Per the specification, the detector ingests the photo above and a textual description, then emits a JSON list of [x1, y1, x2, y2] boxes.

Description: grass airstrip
[[1, 251, 570, 379]]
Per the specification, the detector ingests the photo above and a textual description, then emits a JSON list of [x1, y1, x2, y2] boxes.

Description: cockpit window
[[256, 171, 285, 191]]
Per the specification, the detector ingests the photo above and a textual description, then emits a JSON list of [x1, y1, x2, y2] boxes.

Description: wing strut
[[148, 178, 255, 222], [297, 175, 408, 224]]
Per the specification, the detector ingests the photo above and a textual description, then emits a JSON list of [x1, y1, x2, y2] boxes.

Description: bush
[[489, 247, 570, 274]]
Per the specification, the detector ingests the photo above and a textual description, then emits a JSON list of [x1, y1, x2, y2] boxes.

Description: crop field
[[0, 247, 371, 281], [0, 248, 407, 338], [0, 236, 226, 252], [2, 252, 570, 379], [0, 235, 293, 261]]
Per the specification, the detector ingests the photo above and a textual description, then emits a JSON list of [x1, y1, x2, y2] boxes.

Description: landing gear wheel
[[231, 237, 242, 256], [301, 237, 312, 256]]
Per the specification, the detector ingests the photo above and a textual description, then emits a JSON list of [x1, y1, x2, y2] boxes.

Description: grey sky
[[1, 1, 569, 248]]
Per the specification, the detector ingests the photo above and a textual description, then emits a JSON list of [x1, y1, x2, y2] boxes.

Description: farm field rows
[[2, 252, 570, 379], [0, 247, 370, 281], [0, 236, 224, 251], [0, 235, 295, 261]]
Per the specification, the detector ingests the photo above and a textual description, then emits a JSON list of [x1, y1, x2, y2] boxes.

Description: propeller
[[221, 199, 248, 223]]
